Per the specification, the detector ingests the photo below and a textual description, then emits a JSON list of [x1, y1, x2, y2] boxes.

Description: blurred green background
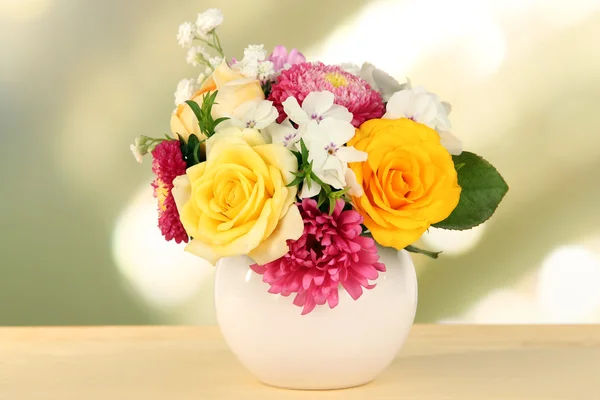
[[2, 0, 600, 326]]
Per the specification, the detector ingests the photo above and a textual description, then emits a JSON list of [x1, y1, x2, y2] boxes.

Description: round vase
[[214, 246, 418, 390]]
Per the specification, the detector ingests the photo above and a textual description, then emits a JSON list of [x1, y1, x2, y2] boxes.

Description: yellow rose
[[170, 62, 265, 141], [172, 127, 304, 265], [348, 118, 461, 250]]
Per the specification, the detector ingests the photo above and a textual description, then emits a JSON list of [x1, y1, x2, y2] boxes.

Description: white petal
[[254, 100, 275, 121], [265, 119, 297, 146], [299, 120, 322, 147], [309, 148, 328, 172], [345, 169, 363, 197], [254, 107, 279, 129], [232, 100, 259, 120], [319, 118, 356, 145], [172, 175, 191, 214], [442, 101, 452, 116], [322, 104, 353, 123], [299, 178, 322, 199], [383, 90, 411, 120], [413, 94, 438, 128], [438, 131, 463, 155], [359, 63, 377, 89], [302, 91, 335, 116], [282, 96, 310, 125], [318, 169, 345, 189], [336, 146, 368, 163]]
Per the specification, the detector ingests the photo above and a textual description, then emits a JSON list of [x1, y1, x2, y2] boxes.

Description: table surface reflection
[[1, 325, 598, 399]]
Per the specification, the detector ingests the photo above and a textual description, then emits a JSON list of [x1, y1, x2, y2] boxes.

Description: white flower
[[282, 91, 353, 126], [174, 78, 199, 107], [195, 8, 223, 37], [129, 143, 143, 163], [299, 118, 367, 198], [208, 56, 223, 69], [339, 62, 361, 76], [266, 119, 299, 149], [177, 22, 196, 48], [234, 44, 268, 78], [186, 46, 210, 67], [384, 86, 463, 155], [257, 61, 275, 81], [360, 63, 410, 103], [217, 100, 279, 131], [243, 44, 267, 62]]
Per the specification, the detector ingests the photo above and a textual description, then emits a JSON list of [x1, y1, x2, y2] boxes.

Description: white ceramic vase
[[214, 245, 418, 390]]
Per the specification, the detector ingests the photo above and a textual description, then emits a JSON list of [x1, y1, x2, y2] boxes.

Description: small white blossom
[[197, 72, 208, 85], [174, 78, 199, 107], [266, 119, 299, 149], [283, 91, 353, 127], [195, 8, 224, 37], [177, 22, 196, 48], [299, 118, 367, 198], [208, 56, 223, 69], [243, 44, 267, 62], [186, 46, 210, 67], [384, 86, 462, 155], [217, 100, 279, 132], [257, 61, 275, 81], [234, 44, 268, 78], [129, 143, 143, 163]]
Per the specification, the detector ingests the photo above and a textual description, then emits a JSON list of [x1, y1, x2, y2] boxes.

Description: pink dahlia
[[268, 62, 385, 127], [151, 140, 189, 244], [251, 199, 385, 315]]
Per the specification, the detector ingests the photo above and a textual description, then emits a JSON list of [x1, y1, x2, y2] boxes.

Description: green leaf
[[286, 175, 304, 188], [317, 189, 328, 207], [433, 151, 508, 230], [328, 198, 336, 215], [213, 117, 230, 128], [455, 162, 466, 171], [405, 245, 441, 259], [192, 141, 201, 164], [300, 139, 309, 162], [185, 100, 203, 125]]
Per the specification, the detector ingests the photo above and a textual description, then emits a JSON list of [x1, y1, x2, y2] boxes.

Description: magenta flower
[[268, 62, 385, 127], [251, 199, 385, 315], [151, 140, 189, 244], [268, 45, 306, 72]]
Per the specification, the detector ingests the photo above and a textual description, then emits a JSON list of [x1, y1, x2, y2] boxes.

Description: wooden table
[[1, 325, 598, 399]]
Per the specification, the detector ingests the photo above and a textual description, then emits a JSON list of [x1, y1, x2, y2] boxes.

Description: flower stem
[[405, 245, 442, 259]]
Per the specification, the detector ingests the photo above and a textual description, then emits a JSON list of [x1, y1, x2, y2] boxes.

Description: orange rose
[[170, 62, 264, 141], [349, 118, 461, 250]]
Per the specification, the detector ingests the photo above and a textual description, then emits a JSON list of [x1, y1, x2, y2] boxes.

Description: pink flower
[[251, 199, 385, 315], [151, 140, 189, 244], [268, 62, 385, 127], [268, 45, 306, 72]]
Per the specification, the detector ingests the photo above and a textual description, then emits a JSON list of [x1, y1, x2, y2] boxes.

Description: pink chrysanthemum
[[268, 62, 385, 127], [151, 140, 189, 244], [251, 199, 385, 315]]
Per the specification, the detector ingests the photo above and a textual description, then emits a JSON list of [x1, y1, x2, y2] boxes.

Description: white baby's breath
[[208, 56, 223, 69], [195, 8, 224, 37], [186, 46, 210, 67], [174, 78, 199, 107], [177, 22, 195, 48], [234, 44, 268, 78], [257, 61, 275, 81]]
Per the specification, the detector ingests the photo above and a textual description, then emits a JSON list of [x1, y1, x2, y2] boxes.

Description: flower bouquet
[[131, 8, 508, 390]]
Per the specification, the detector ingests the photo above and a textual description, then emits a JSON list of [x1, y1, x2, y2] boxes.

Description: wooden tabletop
[[0, 325, 598, 399]]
